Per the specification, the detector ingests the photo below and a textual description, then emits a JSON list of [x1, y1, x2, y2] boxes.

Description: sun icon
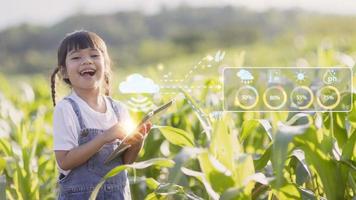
[[295, 71, 307, 83]]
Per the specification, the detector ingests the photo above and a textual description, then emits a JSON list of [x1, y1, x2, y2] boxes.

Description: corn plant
[[0, 77, 57, 200]]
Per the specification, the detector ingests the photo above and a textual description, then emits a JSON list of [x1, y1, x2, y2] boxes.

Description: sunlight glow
[[123, 118, 137, 136]]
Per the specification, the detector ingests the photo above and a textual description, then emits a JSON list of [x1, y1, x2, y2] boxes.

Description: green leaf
[[220, 174, 268, 199], [106, 158, 174, 179], [346, 93, 356, 127], [198, 151, 235, 194], [273, 131, 297, 187], [146, 183, 198, 200], [234, 154, 255, 188], [220, 187, 247, 200], [155, 183, 184, 195], [298, 188, 319, 200], [90, 158, 175, 200], [253, 144, 272, 171], [0, 139, 12, 156], [0, 157, 6, 174], [210, 116, 240, 172], [273, 184, 301, 200], [181, 167, 219, 200], [328, 112, 348, 148], [167, 147, 201, 185], [240, 119, 272, 142], [144, 192, 161, 200], [146, 178, 160, 190], [294, 128, 346, 200], [155, 126, 194, 147], [89, 179, 106, 200], [104, 165, 128, 179], [180, 89, 212, 141], [289, 150, 311, 185], [341, 130, 356, 161], [272, 114, 311, 187]]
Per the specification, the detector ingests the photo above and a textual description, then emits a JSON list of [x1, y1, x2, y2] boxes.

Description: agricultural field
[[0, 44, 355, 200]]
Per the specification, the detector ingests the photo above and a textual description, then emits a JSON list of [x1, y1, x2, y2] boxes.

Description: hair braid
[[104, 72, 111, 96], [51, 67, 59, 107]]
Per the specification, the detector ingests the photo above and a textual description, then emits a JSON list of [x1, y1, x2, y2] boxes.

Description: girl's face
[[63, 47, 106, 92]]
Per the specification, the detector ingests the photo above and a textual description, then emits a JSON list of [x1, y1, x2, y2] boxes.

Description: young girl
[[51, 30, 151, 199]]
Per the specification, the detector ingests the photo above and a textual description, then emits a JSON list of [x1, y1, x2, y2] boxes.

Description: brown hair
[[51, 30, 112, 106]]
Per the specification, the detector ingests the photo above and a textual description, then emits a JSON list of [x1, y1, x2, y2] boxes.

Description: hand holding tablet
[[104, 98, 175, 164]]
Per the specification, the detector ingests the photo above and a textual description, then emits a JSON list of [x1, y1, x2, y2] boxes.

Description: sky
[[1, 0, 356, 30]]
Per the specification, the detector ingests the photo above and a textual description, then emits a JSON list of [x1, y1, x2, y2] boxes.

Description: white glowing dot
[[297, 73, 304, 80]]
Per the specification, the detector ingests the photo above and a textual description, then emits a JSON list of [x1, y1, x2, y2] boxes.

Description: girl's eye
[[71, 56, 80, 60], [91, 54, 100, 58]]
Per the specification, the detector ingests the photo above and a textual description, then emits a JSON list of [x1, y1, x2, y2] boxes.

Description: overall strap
[[64, 97, 86, 130], [107, 97, 120, 121]]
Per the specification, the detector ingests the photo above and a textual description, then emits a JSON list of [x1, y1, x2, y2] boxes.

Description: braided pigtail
[[51, 67, 59, 107], [104, 72, 111, 96]]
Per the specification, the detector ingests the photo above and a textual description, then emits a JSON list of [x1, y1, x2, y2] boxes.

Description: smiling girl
[[51, 30, 151, 200]]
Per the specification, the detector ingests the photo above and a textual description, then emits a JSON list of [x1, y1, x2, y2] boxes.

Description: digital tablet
[[104, 98, 175, 164]]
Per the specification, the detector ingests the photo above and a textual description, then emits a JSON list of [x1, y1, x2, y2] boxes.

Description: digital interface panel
[[223, 67, 352, 112]]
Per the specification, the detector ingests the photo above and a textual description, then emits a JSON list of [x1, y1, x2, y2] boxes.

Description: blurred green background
[[1, 5, 356, 77]]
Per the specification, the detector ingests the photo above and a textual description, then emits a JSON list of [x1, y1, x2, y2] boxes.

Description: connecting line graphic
[[159, 51, 224, 84], [160, 85, 222, 89], [159, 51, 225, 96], [161, 79, 185, 82], [183, 61, 202, 82], [159, 59, 209, 83], [159, 85, 222, 94]]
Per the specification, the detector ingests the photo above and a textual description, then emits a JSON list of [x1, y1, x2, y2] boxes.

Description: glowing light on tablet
[[123, 118, 137, 136]]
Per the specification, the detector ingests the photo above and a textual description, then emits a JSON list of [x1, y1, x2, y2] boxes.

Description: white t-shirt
[[53, 91, 132, 175]]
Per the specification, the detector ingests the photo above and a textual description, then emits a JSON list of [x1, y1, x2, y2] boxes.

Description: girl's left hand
[[125, 121, 152, 146], [138, 121, 152, 138]]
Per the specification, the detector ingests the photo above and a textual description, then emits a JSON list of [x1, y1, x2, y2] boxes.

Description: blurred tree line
[[0, 6, 356, 74]]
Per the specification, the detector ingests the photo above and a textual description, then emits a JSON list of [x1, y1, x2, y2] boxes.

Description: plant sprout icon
[[236, 69, 254, 84]]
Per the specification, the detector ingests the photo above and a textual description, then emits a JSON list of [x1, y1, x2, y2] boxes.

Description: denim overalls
[[58, 97, 131, 200]]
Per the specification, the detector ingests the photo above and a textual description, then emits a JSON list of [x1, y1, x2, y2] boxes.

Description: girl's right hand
[[102, 123, 127, 144]]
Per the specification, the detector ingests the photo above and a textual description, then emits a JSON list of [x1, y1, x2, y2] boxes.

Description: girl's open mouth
[[80, 69, 96, 76]]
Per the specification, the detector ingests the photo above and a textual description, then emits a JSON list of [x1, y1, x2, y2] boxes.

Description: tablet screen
[[104, 98, 175, 164], [137, 98, 175, 127]]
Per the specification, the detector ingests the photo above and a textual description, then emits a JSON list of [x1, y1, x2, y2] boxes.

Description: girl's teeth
[[80, 70, 96, 76]]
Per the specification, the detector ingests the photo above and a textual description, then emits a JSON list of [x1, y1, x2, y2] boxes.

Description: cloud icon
[[119, 73, 160, 94], [236, 69, 254, 84], [237, 69, 254, 80]]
